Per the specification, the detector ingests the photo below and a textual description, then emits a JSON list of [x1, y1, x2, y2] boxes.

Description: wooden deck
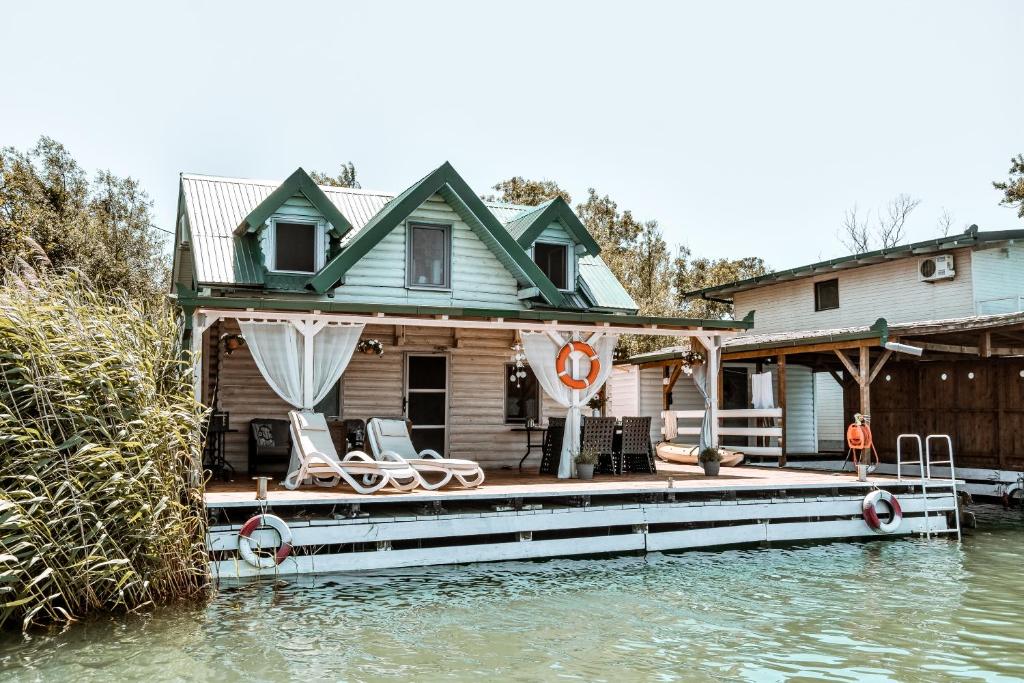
[[205, 462, 912, 508]]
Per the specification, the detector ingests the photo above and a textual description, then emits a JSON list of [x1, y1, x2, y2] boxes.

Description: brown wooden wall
[[204, 322, 563, 472], [843, 357, 1024, 470]]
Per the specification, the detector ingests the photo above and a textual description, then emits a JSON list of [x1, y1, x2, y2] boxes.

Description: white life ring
[[862, 490, 903, 534], [238, 513, 293, 568]]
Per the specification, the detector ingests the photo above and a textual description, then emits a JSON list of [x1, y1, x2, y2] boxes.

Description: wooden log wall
[[843, 357, 1024, 470], [209, 321, 562, 472]]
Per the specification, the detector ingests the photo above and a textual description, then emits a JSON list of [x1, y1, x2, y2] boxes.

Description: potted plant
[[357, 339, 384, 356], [587, 395, 606, 417], [575, 448, 600, 480], [698, 447, 723, 476]]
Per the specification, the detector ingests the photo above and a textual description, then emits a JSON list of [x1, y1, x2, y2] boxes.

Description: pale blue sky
[[3, 1, 1021, 270]]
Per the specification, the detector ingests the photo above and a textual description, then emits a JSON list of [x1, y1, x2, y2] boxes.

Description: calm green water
[[3, 505, 1024, 682]]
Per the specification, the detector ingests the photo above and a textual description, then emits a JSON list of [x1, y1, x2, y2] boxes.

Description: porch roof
[[623, 310, 1024, 363], [178, 291, 753, 337]]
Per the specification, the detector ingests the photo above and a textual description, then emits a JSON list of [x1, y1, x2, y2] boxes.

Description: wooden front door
[[405, 354, 448, 455]]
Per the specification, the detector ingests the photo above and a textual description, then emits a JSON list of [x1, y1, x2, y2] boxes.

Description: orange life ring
[[846, 423, 873, 450], [556, 341, 601, 390]]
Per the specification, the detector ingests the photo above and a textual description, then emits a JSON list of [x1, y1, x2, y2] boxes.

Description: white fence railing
[[662, 408, 784, 457]]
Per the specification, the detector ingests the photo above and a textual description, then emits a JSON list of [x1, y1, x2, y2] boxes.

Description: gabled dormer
[[232, 168, 354, 290], [504, 197, 601, 294]]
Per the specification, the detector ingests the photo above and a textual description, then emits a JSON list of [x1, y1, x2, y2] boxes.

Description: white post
[[295, 318, 327, 409], [706, 335, 722, 449], [191, 312, 205, 402]]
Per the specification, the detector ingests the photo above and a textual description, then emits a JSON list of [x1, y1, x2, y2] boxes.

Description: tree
[[673, 248, 768, 320], [484, 176, 570, 205], [574, 188, 643, 277], [309, 162, 360, 188], [0, 136, 167, 301], [839, 194, 921, 253], [993, 154, 1024, 219], [936, 207, 955, 237]]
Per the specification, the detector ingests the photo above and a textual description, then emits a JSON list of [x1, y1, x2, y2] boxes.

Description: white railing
[[976, 296, 1024, 315], [662, 408, 783, 457]]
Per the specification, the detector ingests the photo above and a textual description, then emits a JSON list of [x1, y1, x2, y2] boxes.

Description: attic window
[[814, 279, 839, 312], [273, 222, 318, 272], [534, 242, 569, 290]]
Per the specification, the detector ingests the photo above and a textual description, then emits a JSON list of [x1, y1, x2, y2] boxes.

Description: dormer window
[[263, 217, 326, 274], [534, 242, 569, 290]]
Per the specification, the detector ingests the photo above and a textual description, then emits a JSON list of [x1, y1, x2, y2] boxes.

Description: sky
[[2, 1, 1021, 271]]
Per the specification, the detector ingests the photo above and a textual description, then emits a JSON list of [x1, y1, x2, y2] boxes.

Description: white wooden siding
[[733, 247, 976, 334], [606, 366, 704, 443], [814, 372, 844, 451], [333, 194, 525, 308], [972, 244, 1024, 314], [212, 323, 564, 470], [781, 365, 817, 454]]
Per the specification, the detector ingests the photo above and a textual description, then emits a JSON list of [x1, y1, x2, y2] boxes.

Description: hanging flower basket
[[219, 333, 246, 355], [357, 339, 384, 356]]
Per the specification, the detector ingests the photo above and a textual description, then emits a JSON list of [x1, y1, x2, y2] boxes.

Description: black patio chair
[[581, 416, 618, 474], [620, 416, 655, 473], [539, 417, 565, 475], [248, 418, 292, 476]]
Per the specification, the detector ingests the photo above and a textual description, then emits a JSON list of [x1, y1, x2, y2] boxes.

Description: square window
[[814, 279, 839, 311], [274, 222, 317, 272], [534, 242, 568, 290], [407, 223, 450, 288], [505, 364, 540, 424]]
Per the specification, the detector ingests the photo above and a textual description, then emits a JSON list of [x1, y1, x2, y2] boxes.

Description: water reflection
[[2, 505, 1023, 682]]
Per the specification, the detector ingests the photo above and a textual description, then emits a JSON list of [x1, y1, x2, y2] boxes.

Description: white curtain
[[311, 325, 364, 406], [691, 363, 712, 452], [521, 332, 617, 478], [239, 322, 304, 407], [751, 372, 775, 409], [239, 320, 364, 482]]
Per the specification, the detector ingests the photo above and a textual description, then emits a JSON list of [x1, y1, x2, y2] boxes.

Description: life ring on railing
[[862, 490, 903, 534], [238, 513, 293, 568], [556, 341, 600, 390], [847, 423, 874, 450]]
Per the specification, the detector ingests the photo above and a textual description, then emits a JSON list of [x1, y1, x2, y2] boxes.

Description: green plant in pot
[[698, 447, 723, 476], [575, 447, 600, 480]]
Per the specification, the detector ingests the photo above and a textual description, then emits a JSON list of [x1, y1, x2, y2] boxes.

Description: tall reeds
[[0, 274, 209, 630]]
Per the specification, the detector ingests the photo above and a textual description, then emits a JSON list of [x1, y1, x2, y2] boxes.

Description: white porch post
[[292, 318, 327, 409], [190, 311, 219, 403], [706, 335, 722, 449]]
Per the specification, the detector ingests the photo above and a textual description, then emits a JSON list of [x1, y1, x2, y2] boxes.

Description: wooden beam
[[915, 340, 1024, 356], [394, 325, 406, 346], [827, 368, 847, 388], [663, 363, 682, 410], [868, 349, 893, 385], [723, 339, 879, 361], [858, 346, 870, 416], [980, 332, 992, 358], [777, 355, 787, 467], [834, 350, 859, 381]]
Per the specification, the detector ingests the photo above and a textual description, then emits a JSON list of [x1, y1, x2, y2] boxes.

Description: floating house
[[170, 164, 961, 578], [616, 227, 1024, 500]]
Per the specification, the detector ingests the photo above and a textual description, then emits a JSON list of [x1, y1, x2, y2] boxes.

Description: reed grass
[[0, 274, 209, 630]]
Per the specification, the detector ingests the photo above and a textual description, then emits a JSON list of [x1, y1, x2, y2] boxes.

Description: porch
[[189, 303, 739, 478]]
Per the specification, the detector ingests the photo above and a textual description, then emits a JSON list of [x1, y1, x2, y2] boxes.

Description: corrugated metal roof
[[502, 202, 552, 240], [578, 255, 638, 311], [179, 173, 635, 311]]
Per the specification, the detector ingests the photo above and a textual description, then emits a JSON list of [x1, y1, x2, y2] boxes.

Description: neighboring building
[[171, 163, 745, 472], [637, 226, 1024, 492]]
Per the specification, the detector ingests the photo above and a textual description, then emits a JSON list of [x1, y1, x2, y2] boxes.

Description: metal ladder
[[896, 433, 961, 540]]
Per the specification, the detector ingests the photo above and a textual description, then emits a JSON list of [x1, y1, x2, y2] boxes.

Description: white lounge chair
[[285, 411, 419, 493], [366, 418, 486, 490]]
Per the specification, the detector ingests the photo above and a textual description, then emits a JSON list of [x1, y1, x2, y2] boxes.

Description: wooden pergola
[[633, 312, 1024, 467]]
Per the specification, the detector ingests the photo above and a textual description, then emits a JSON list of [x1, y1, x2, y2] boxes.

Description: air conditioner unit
[[919, 254, 955, 282]]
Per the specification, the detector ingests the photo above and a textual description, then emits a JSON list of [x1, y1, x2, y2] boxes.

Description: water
[[3, 505, 1024, 682]]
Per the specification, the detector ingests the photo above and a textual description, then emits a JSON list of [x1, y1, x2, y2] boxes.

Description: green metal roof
[[176, 289, 752, 331], [503, 197, 602, 256], [684, 226, 1024, 300], [176, 166, 636, 313]]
